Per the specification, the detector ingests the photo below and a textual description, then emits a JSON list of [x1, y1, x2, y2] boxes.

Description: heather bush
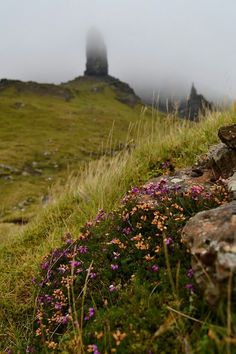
[[32, 180, 228, 353]]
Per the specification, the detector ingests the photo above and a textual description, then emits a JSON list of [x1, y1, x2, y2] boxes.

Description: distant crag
[[81, 28, 141, 107], [84, 28, 108, 77], [179, 84, 213, 120], [152, 84, 213, 121]]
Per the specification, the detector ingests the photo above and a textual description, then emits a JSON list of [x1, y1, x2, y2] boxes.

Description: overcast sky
[[0, 0, 235, 101]]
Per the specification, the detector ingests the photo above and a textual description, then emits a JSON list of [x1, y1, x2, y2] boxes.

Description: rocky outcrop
[[182, 201, 236, 306], [0, 79, 74, 101], [106, 76, 141, 107], [84, 28, 108, 77], [196, 143, 236, 179], [69, 75, 141, 108], [194, 124, 236, 179], [179, 84, 212, 121], [218, 124, 236, 150]]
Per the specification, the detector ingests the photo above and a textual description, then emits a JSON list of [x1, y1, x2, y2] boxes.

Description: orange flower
[[144, 254, 155, 261]]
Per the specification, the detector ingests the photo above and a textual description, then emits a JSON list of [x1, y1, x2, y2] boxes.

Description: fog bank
[[0, 0, 235, 102]]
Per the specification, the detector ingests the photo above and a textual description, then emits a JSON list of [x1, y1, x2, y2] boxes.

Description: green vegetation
[[0, 81, 236, 353], [0, 78, 143, 235]]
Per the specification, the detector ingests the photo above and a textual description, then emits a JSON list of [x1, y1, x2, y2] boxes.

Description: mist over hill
[[0, 1, 236, 105]]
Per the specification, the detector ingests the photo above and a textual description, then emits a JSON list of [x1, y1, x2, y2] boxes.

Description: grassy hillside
[[0, 77, 144, 239], [0, 103, 236, 353]]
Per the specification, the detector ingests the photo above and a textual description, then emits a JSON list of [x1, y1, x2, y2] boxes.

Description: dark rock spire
[[185, 83, 212, 120], [189, 83, 198, 99], [84, 28, 108, 76]]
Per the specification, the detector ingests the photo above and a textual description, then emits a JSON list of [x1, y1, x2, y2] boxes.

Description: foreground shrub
[[32, 180, 228, 353]]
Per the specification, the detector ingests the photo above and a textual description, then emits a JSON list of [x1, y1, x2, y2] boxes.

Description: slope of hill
[[0, 102, 236, 352], [0, 76, 143, 238]]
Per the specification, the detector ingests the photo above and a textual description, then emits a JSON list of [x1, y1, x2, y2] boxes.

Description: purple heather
[[122, 227, 132, 235], [111, 264, 119, 271], [165, 237, 173, 246], [151, 265, 159, 272], [41, 261, 49, 270], [187, 268, 194, 279], [55, 302, 62, 310], [89, 272, 97, 279], [78, 246, 88, 254], [185, 283, 194, 293], [109, 284, 117, 292], [70, 261, 82, 268], [89, 307, 95, 317]]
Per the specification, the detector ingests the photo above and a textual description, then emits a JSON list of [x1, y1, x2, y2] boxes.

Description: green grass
[[0, 78, 144, 236], [0, 98, 236, 352]]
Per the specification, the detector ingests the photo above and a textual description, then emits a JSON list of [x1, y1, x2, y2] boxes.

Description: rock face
[[179, 84, 212, 121], [218, 124, 236, 150], [84, 28, 108, 76], [194, 124, 236, 179], [200, 143, 236, 179], [182, 201, 236, 305]]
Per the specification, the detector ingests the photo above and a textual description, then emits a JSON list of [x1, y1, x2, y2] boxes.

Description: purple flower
[[173, 184, 181, 192], [38, 295, 52, 305], [109, 284, 117, 292], [123, 227, 132, 235], [131, 187, 139, 194], [41, 261, 49, 270], [51, 249, 61, 258], [91, 344, 100, 354], [64, 238, 74, 245], [45, 295, 52, 303], [76, 268, 83, 274], [187, 268, 194, 279], [190, 185, 204, 200], [55, 302, 62, 310], [95, 209, 106, 223], [89, 307, 95, 317], [62, 314, 69, 324], [89, 272, 97, 279], [26, 346, 33, 353], [31, 277, 36, 284], [70, 261, 82, 268], [165, 237, 173, 246], [151, 265, 159, 272], [185, 283, 194, 294], [162, 161, 170, 169], [111, 264, 119, 271], [84, 307, 95, 321], [78, 246, 88, 254]]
